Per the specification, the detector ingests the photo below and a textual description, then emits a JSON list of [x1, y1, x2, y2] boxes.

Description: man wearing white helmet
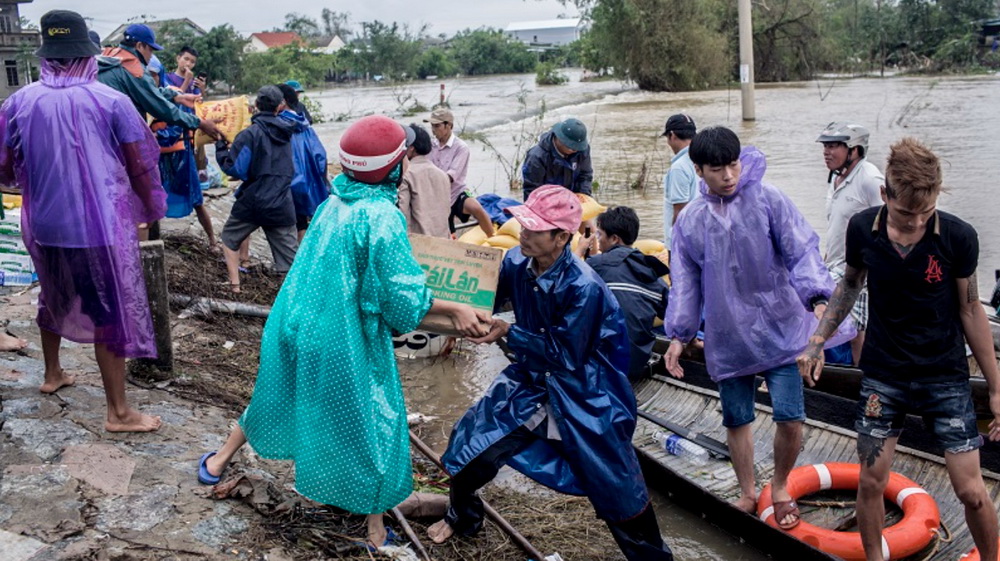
[[817, 122, 884, 364]]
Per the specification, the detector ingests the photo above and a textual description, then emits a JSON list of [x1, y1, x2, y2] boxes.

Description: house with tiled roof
[[246, 31, 305, 53]]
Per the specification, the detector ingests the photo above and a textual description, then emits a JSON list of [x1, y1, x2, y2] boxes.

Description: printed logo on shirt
[[924, 255, 944, 284]]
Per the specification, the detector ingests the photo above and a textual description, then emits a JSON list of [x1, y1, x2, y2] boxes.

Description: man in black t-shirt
[[797, 137, 1000, 561]]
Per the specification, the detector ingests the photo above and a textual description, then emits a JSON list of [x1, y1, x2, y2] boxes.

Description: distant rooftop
[[505, 19, 583, 32], [250, 31, 304, 48]]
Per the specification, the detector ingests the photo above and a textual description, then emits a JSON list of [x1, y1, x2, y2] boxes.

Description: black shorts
[[449, 191, 471, 233], [37, 245, 116, 327]]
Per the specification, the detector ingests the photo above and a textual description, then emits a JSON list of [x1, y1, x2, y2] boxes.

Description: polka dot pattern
[[239, 185, 432, 515]]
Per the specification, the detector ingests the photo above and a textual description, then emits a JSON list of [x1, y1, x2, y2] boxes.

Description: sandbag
[[633, 239, 666, 256], [578, 194, 607, 221], [194, 96, 251, 147], [497, 218, 522, 238], [458, 226, 490, 245], [484, 234, 520, 249]]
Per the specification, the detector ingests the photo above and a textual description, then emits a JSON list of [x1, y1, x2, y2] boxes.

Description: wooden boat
[[646, 354, 1000, 473], [633, 372, 1000, 560]]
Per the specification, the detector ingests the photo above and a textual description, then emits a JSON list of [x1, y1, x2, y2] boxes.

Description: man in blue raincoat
[[429, 185, 673, 561]]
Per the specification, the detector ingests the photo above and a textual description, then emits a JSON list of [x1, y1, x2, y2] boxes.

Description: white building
[[505, 18, 586, 48]]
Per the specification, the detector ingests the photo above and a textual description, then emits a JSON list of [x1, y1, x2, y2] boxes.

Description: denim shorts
[[855, 376, 983, 454], [718, 363, 805, 428]]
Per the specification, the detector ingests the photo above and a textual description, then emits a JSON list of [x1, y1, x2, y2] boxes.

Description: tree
[[281, 12, 321, 38], [578, 0, 730, 91], [343, 21, 424, 79], [237, 44, 335, 92], [416, 47, 458, 78], [448, 28, 537, 75], [321, 9, 353, 40], [752, 0, 826, 81]]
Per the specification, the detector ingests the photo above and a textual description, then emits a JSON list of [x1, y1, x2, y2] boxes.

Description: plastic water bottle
[[652, 430, 709, 466]]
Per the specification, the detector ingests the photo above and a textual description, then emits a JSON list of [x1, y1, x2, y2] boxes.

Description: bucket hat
[[551, 118, 588, 152], [35, 10, 101, 59]]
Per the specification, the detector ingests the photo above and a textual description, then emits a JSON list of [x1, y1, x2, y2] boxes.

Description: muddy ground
[[0, 230, 622, 561]]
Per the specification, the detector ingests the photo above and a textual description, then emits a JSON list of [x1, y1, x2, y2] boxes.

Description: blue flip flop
[[355, 526, 398, 552], [198, 451, 221, 485]]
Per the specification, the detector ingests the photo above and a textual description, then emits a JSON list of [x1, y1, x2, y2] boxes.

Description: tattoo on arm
[[813, 266, 866, 342], [966, 271, 979, 304], [857, 434, 885, 468]]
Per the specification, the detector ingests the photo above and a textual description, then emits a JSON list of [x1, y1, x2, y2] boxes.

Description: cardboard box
[[409, 234, 503, 336]]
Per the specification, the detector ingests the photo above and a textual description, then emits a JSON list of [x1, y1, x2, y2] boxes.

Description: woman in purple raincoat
[[0, 10, 166, 432]]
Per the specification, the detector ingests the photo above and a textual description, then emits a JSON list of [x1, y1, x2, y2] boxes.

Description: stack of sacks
[[459, 194, 610, 255]]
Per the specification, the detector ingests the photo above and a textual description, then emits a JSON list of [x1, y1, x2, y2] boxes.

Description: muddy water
[[309, 74, 1000, 559]]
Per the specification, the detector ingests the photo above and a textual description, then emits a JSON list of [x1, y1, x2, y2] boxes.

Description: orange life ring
[[757, 462, 939, 561], [960, 538, 1000, 560]]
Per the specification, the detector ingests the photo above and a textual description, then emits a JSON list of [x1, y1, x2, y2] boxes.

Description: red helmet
[[339, 115, 407, 184]]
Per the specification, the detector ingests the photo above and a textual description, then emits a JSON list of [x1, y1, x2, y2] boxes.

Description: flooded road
[[308, 72, 1000, 559]]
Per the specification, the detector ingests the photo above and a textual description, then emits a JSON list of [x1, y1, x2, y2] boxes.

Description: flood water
[[308, 72, 1000, 560]]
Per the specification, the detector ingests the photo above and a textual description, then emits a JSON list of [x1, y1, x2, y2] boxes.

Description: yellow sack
[[458, 226, 490, 245], [578, 194, 607, 221], [633, 239, 666, 256], [2, 194, 22, 210], [497, 218, 521, 238], [485, 235, 520, 249], [194, 96, 252, 147]]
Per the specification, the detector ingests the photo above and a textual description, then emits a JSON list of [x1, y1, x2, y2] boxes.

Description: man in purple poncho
[[0, 10, 166, 432], [663, 127, 852, 529]]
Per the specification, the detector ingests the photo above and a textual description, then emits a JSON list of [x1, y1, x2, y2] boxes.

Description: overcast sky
[[20, 1, 578, 39]]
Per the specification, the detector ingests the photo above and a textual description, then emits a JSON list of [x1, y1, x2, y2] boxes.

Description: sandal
[[198, 451, 222, 485], [773, 499, 801, 530]]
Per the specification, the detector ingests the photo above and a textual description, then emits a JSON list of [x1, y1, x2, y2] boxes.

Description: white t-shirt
[[825, 159, 884, 272]]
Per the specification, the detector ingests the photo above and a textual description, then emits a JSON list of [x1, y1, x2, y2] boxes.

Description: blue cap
[[88, 30, 101, 47], [124, 24, 162, 50], [285, 80, 304, 93]]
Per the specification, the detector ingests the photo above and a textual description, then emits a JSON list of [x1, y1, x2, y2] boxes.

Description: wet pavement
[[0, 288, 279, 560]]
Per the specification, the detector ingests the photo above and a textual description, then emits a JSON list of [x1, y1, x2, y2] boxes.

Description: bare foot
[[367, 513, 387, 548], [105, 410, 162, 432], [733, 495, 757, 514], [0, 331, 27, 352], [427, 519, 454, 544], [39, 369, 76, 393]]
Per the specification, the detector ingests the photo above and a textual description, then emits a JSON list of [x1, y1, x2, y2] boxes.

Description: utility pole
[[738, 0, 756, 121]]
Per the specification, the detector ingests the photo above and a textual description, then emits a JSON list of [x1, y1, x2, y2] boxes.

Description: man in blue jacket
[[428, 185, 673, 561], [215, 86, 298, 293], [521, 118, 593, 201]]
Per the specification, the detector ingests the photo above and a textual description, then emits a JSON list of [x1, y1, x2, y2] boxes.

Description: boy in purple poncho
[[0, 10, 166, 432], [663, 127, 851, 529]]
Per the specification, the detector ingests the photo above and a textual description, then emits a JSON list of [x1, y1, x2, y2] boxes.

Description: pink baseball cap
[[505, 184, 582, 233]]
